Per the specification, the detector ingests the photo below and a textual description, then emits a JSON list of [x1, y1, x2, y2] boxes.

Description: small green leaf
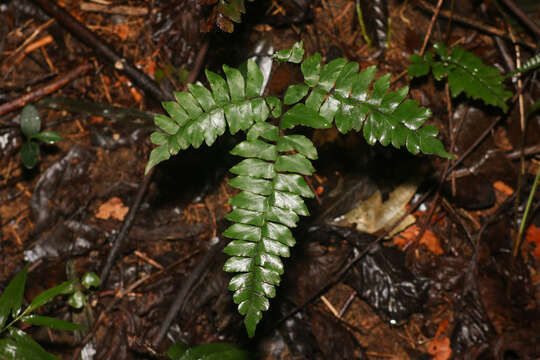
[[162, 101, 189, 126], [276, 135, 318, 160], [81, 272, 100, 289], [351, 65, 376, 101], [246, 122, 279, 142], [230, 158, 275, 179], [145, 145, 170, 175], [228, 175, 272, 195], [408, 52, 433, 78], [32, 131, 61, 144], [205, 70, 230, 106], [318, 58, 347, 91], [188, 83, 216, 112], [229, 191, 266, 212], [223, 257, 253, 273], [274, 173, 314, 198], [246, 59, 264, 97], [230, 140, 277, 161], [223, 223, 262, 242], [265, 96, 282, 118], [284, 84, 309, 105], [27, 280, 76, 313], [273, 41, 305, 63], [174, 92, 203, 118], [20, 105, 41, 137], [226, 208, 264, 226], [282, 104, 331, 130], [275, 154, 315, 175], [0, 265, 28, 328], [67, 290, 85, 309], [21, 315, 85, 331], [301, 53, 322, 87], [271, 191, 309, 216], [20, 141, 40, 169], [154, 114, 179, 135], [223, 65, 245, 102], [6, 328, 59, 360], [150, 131, 167, 145]]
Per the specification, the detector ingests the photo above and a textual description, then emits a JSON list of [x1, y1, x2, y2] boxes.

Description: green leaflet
[[146, 41, 452, 338], [145, 59, 269, 174], [409, 42, 512, 112]]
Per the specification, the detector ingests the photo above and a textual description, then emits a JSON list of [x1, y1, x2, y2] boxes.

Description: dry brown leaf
[[493, 181, 514, 196], [95, 197, 129, 221], [393, 224, 443, 255], [428, 319, 452, 360], [525, 224, 540, 260]]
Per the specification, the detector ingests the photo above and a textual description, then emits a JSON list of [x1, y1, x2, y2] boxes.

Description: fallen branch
[[80, 2, 148, 16], [28, 0, 171, 102], [0, 62, 92, 116]]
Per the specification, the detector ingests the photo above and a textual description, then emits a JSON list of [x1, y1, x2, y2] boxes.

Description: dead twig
[[415, 0, 536, 50], [79, 2, 148, 16], [419, 0, 444, 56], [499, 0, 540, 38], [28, 0, 171, 102], [0, 62, 92, 116]]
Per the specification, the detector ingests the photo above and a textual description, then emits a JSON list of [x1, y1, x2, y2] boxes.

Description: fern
[[409, 43, 513, 112], [214, 0, 253, 33], [509, 52, 540, 77], [146, 41, 451, 337]]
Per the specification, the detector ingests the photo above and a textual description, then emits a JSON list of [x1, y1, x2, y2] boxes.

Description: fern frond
[[282, 52, 452, 158], [223, 128, 316, 337], [145, 60, 269, 174], [409, 43, 512, 112]]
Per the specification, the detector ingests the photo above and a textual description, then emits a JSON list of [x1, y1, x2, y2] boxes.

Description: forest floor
[[0, 0, 539, 359]]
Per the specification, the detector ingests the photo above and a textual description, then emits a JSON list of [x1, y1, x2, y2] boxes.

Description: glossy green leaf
[[188, 83, 216, 112], [0, 265, 28, 328], [81, 272, 100, 289], [266, 206, 299, 228], [262, 222, 295, 247], [2, 328, 59, 360], [20, 141, 39, 169], [275, 154, 315, 175], [271, 191, 309, 216], [282, 104, 331, 130], [276, 135, 317, 160], [174, 92, 203, 118], [246, 59, 264, 97], [20, 105, 41, 137], [21, 315, 85, 331], [230, 140, 276, 161], [274, 173, 314, 198], [162, 101, 189, 126], [284, 84, 309, 105], [205, 70, 230, 106], [229, 158, 275, 179], [223, 223, 261, 242], [229, 191, 266, 212], [301, 53, 322, 87], [246, 122, 279, 142], [226, 208, 264, 226], [408, 52, 433, 78], [154, 114, 179, 135], [319, 58, 347, 91], [32, 131, 61, 144], [228, 175, 272, 195], [273, 41, 304, 63], [27, 280, 76, 313], [145, 145, 170, 175], [265, 96, 282, 118], [223, 64, 245, 102]]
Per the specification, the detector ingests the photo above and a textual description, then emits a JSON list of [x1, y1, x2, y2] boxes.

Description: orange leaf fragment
[[393, 224, 444, 255], [493, 181, 514, 196], [95, 197, 129, 221], [428, 319, 452, 360], [525, 224, 540, 260]]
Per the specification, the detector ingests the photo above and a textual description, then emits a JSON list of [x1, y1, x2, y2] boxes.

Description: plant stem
[[513, 165, 540, 258]]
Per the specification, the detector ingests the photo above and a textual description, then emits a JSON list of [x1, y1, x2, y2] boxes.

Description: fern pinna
[[145, 41, 451, 337]]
